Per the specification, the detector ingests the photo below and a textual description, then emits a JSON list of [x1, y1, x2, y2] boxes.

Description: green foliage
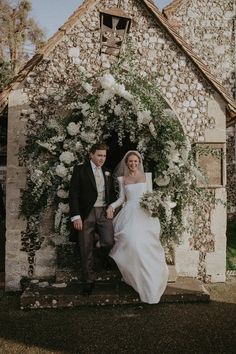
[[0, 0, 45, 74], [227, 221, 236, 270], [20, 64, 220, 246], [0, 58, 13, 91]]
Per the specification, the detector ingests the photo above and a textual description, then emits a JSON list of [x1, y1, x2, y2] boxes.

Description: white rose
[[57, 189, 69, 199], [155, 175, 170, 187], [67, 122, 80, 136], [59, 151, 75, 165], [99, 73, 116, 90], [55, 164, 68, 178]]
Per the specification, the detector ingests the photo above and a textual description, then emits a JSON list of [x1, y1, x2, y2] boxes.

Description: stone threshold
[[20, 277, 210, 309]]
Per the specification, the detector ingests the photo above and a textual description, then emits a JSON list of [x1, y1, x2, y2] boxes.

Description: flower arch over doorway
[[20, 67, 214, 275]]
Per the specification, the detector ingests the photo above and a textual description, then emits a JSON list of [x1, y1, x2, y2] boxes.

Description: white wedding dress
[[109, 176, 169, 304]]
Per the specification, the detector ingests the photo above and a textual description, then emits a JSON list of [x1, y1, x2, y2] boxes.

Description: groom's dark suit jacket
[[69, 160, 116, 241]]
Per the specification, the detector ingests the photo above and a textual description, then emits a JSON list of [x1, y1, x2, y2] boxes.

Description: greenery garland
[[20, 63, 216, 248]]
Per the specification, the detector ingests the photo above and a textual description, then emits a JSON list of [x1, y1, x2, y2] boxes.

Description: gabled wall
[[164, 0, 236, 219]]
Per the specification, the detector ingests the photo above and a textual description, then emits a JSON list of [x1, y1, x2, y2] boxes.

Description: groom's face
[[90, 149, 107, 167]]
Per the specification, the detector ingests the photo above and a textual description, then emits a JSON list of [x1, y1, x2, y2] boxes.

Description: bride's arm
[[110, 176, 125, 210]]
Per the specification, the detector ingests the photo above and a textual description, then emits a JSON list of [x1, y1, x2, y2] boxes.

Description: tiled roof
[[1, 0, 236, 126]]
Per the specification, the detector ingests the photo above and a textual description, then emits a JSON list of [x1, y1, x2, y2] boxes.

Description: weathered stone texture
[[168, 0, 234, 92], [166, 0, 236, 219]]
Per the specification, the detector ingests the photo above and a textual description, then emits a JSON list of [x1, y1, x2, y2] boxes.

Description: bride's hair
[[125, 151, 142, 165], [114, 150, 144, 177]]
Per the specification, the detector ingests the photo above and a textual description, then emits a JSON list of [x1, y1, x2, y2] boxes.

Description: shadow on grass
[[0, 293, 236, 353]]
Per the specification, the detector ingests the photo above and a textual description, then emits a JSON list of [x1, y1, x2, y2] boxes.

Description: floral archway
[[20, 66, 209, 274]]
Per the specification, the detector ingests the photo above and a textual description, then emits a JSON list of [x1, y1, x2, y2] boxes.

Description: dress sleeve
[[145, 172, 153, 192], [110, 176, 125, 209]]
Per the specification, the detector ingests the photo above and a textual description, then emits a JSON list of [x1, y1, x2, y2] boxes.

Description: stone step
[[20, 277, 210, 309], [55, 265, 178, 283]]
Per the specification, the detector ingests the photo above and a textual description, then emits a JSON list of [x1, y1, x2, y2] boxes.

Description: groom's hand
[[73, 219, 83, 230], [106, 206, 114, 219]]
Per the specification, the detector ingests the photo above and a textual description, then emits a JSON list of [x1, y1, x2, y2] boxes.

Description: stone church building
[[0, 0, 236, 291]]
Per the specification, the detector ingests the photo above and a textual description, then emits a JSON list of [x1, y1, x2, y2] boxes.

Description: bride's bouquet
[[140, 191, 176, 221]]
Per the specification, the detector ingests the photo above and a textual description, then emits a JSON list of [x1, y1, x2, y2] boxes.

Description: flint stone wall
[[165, 0, 236, 219], [6, 0, 227, 290]]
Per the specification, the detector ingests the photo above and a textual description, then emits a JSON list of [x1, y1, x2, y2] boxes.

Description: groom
[[69, 143, 115, 295]]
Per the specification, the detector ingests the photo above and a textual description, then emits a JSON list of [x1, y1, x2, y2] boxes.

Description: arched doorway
[[105, 132, 137, 171]]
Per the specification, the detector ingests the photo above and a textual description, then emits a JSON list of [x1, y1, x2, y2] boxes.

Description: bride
[[107, 151, 169, 304]]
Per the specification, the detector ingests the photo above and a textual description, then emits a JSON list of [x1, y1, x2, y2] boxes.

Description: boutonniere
[[105, 171, 110, 177]]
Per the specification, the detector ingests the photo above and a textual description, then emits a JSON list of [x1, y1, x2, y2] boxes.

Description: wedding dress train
[[110, 177, 169, 304]]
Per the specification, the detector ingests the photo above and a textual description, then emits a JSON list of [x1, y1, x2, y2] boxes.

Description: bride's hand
[[106, 206, 114, 219]]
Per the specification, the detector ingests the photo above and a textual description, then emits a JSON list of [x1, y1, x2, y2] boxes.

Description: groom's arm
[[69, 165, 83, 230], [69, 165, 82, 218]]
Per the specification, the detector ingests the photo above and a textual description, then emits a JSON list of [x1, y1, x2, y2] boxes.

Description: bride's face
[[127, 154, 140, 173]]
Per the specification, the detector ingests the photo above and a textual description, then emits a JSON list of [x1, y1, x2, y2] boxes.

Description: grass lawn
[[227, 221, 236, 270]]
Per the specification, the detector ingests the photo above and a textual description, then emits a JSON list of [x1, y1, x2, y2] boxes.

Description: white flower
[[99, 73, 116, 90], [155, 175, 170, 187], [55, 164, 68, 178], [137, 110, 152, 125], [149, 122, 157, 138], [36, 141, 56, 153], [75, 142, 83, 151], [169, 149, 180, 163], [99, 90, 114, 106], [191, 166, 206, 183], [57, 189, 69, 199], [80, 131, 96, 143], [115, 84, 133, 102], [105, 171, 110, 176], [67, 122, 80, 136], [82, 103, 91, 116], [59, 151, 75, 165], [82, 82, 93, 95], [114, 104, 122, 116], [59, 202, 70, 214], [162, 196, 176, 209], [180, 140, 191, 162]]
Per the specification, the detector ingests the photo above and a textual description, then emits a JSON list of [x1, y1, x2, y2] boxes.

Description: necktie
[[95, 167, 101, 179]]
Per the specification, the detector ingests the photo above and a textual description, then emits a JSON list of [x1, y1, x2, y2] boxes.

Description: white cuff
[[71, 215, 81, 222]]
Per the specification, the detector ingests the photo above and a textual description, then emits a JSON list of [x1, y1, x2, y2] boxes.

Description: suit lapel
[[85, 160, 97, 190]]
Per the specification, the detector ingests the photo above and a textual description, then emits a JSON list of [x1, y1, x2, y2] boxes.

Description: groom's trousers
[[78, 206, 114, 283]]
